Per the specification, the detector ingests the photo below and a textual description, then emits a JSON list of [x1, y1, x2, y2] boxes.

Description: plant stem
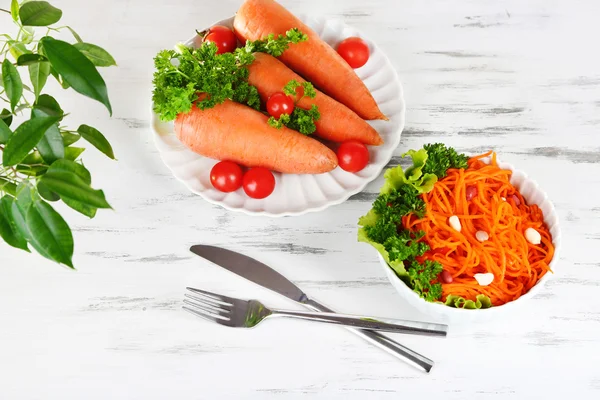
[[0, 8, 11, 15]]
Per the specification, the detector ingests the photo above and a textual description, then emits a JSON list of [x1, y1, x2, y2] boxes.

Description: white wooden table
[[2, 0, 600, 398]]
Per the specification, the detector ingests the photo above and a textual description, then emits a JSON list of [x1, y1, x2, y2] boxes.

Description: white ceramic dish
[[152, 15, 404, 217], [376, 156, 562, 324]]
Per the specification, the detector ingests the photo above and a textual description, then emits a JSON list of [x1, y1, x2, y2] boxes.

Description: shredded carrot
[[403, 152, 555, 306]]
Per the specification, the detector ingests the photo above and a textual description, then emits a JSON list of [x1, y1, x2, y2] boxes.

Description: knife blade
[[190, 244, 435, 372]]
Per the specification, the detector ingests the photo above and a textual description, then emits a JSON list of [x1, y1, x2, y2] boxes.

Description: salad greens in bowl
[[359, 143, 560, 323]]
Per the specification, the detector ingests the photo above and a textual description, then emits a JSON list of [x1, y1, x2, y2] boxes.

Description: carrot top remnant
[[152, 28, 308, 121]]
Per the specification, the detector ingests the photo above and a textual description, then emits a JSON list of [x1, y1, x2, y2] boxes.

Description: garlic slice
[[448, 215, 461, 232], [475, 230, 489, 242], [525, 227, 541, 245], [474, 273, 494, 286]]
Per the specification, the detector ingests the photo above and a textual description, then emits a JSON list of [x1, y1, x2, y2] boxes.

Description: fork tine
[[184, 291, 232, 309], [184, 293, 231, 314], [183, 299, 229, 320], [186, 287, 235, 305], [182, 306, 226, 324]]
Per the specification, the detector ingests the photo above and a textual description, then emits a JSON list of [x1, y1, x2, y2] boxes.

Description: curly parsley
[[422, 143, 469, 178], [152, 29, 308, 122], [364, 184, 429, 263], [407, 260, 443, 302], [267, 80, 321, 135], [359, 144, 470, 303]]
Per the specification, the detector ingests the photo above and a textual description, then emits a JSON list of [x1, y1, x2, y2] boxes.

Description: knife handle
[[302, 298, 435, 373]]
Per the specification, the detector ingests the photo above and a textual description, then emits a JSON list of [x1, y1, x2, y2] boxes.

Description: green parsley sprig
[[359, 143, 471, 303], [407, 260, 443, 302], [363, 184, 429, 264], [422, 143, 469, 178], [152, 29, 308, 122], [267, 79, 321, 135]]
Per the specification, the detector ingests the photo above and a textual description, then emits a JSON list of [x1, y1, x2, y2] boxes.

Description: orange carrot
[[234, 0, 386, 121], [175, 100, 338, 174], [247, 53, 383, 145], [403, 153, 554, 306]]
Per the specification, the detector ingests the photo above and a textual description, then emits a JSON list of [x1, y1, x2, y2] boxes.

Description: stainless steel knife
[[190, 244, 435, 372]]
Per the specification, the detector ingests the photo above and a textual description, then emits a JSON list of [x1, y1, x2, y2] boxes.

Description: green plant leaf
[[61, 131, 80, 146], [32, 96, 64, 163], [62, 197, 97, 218], [1, 109, 13, 127], [21, 150, 44, 165], [35, 123, 63, 163], [10, 183, 44, 256], [65, 26, 83, 43], [0, 195, 29, 251], [0, 118, 12, 144], [29, 61, 51, 99], [21, 27, 35, 45], [49, 66, 70, 89], [19, 1, 62, 26], [8, 41, 30, 59], [33, 94, 63, 117], [65, 147, 85, 160], [16, 165, 48, 176], [39, 170, 111, 209], [40, 37, 112, 114], [37, 181, 60, 202], [27, 198, 74, 268], [73, 43, 116, 67], [0, 177, 17, 196], [10, 0, 19, 21], [48, 159, 91, 184], [46, 159, 96, 217], [17, 54, 48, 66], [77, 124, 115, 159], [2, 59, 23, 112], [2, 116, 61, 166]]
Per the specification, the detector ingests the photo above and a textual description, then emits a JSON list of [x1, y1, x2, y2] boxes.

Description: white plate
[[376, 156, 562, 324], [151, 15, 405, 217]]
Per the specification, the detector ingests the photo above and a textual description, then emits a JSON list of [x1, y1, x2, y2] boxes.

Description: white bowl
[[151, 15, 405, 217], [376, 157, 562, 324]]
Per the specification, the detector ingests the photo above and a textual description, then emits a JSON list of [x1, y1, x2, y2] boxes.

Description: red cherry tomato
[[243, 167, 276, 199], [337, 37, 370, 68], [337, 141, 370, 172], [266, 92, 295, 119], [204, 26, 237, 54], [210, 161, 243, 192]]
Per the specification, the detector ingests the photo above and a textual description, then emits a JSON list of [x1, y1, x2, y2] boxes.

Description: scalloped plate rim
[[151, 15, 405, 217]]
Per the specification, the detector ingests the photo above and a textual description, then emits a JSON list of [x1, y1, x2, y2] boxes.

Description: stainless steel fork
[[183, 287, 448, 336]]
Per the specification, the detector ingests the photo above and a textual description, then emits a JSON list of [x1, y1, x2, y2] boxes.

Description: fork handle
[[301, 299, 435, 373], [270, 307, 448, 337]]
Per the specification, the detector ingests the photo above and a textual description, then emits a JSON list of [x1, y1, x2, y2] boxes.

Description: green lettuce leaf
[[379, 165, 406, 195], [358, 224, 406, 276], [379, 150, 438, 196], [444, 294, 493, 309]]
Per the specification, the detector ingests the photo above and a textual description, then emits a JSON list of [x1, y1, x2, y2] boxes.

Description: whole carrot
[[175, 100, 338, 174], [248, 53, 383, 146], [233, 0, 387, 121]]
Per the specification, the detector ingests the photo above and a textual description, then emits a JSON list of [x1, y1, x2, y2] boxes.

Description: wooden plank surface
[[1, 0, 599, 398]]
